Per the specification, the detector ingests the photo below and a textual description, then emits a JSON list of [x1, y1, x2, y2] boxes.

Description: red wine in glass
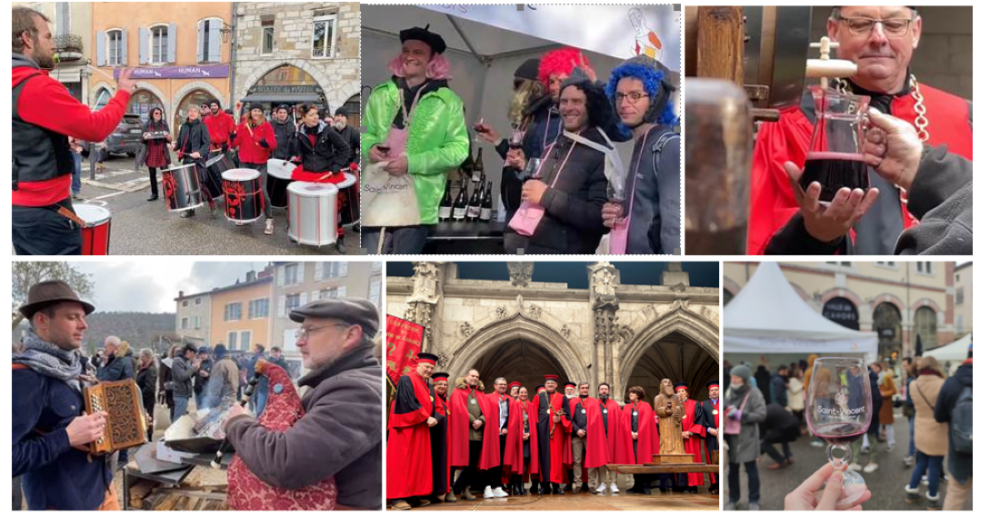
[[812, 422, 867, 445], [800, 152, 869, 205]]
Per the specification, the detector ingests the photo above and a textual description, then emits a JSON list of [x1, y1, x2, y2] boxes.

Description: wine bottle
[[480, 181, 493, 222], [472, 147, 484, 183], [467, 181, 482, 220], [453, 179, 469, 220], [438, 179, 453, 221]]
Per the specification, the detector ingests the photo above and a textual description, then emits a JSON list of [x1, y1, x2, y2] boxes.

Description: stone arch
[[238, 60, 336, 105], [130, 81, 170, 113], [910, 297, 942, 315], [618, 305, 719, 399], [722, 277, 741, 299], [91, 81, 115, 107], [170, 81, 225, 116], [820, 287, 863, 310], [871, 293, 906, 318], [445, 311, 587, 393]]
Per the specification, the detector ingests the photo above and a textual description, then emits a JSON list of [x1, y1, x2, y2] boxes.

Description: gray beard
[[599, 394, 609, 401]]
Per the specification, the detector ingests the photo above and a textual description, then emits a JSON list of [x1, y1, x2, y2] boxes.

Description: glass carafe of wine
[[800, 88, 871, 205], [806, 357, 872, 506]]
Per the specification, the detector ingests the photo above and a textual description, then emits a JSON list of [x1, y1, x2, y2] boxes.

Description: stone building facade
[[387, 262, 720, 402], [234, 2, 360, 119]]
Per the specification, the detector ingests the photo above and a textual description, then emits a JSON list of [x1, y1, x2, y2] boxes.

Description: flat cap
[[289, 297, 380, 337]]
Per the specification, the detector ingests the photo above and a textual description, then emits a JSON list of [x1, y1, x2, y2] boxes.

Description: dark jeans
[[453, 440, 483, 494], [362, 226, 429, 254], [71, 151, 82, 195], [13, 476, 22, 511], [909, 451, 944, 497], [728, 460, 760, 504], [761, 427, 798, 463], [240, 162, 273, 219], [489, 435, 507, 488], [12, 202, 83, 255], [148, 166, 159, 196]]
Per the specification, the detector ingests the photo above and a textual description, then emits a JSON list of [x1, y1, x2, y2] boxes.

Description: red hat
[[675, 382, 689, 392], [543, 374, 559, 382], [432, 372, 449, 383], [510, 381, 522, 389], [417, 353, 439, 366], [564, 381, 577, 388], [536, 385, 547, 392]]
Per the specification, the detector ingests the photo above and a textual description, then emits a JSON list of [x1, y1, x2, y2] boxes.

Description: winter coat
[[176, 118, 211, 165], [136, 362, 158, 411], [334, 124, 362, 165], [787, 377, 804, 411], [771, 374, 787, 406], [895, 146, 973, 255], [361, 78, 470, 225], [624, 126, 681, 254], [207, 357, 240, 407], [879, 373, 897, 425], [225, 341, 382, 509], [171, 356, 197, 398], [194, 357, 214, 395], [97, 352, 134, 382], [911, 373, 947, 456], [724, 385, 766, 464], [755, 366, 772, 405], [293, 121, 351, 174], [868, 369, 882, 434], [934, 361, 973, 483], [271, 117, 297, 160], [232, 119, 276, 165]]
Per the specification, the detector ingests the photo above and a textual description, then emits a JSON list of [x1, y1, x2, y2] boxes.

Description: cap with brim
[[509, 381, 522, 389], [19, 280, 95, 319], [417, 353, 439, 365], [707, 380, 720, 388], [400, 25, 447, 55], [564, 382, 576, 388], [432, 372, 449, 382], [289, 298, 380, 337], [675, 382, 689, 392], [543, 374, 559, 382], [536, 385, 546, 392]]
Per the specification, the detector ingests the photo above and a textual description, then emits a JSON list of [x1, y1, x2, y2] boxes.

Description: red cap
[[536, 385, 547, 392], [675, 384, 689, 392], [543, 374, 559, 382], [510, 381, 522, 389]]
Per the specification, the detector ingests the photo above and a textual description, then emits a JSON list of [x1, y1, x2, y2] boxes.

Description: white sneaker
[[484, 486, 495, 499], [848, 463, 862, 472], [863, 463, 879, 473], [610, 483, 620, 493], [493, 487, 508, 498], [921, 475, 929, 485], [596, 483, 607, 493]]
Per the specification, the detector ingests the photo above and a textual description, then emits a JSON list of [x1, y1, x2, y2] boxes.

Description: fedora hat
[[19, 280, 95, 320]]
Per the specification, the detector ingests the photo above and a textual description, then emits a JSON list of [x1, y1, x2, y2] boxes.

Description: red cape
[[682, 398, 705, 486], [448, 387, 501, 470], [481, 392, 508, 471], [572, 397, 610, 468], [386, 372, 434, 499], [747, 83, 973, 255], [504, 399, 533, 475], [600, 398, 631, 465], [529, 391, 571, 483], [622, 401, 659, 465]]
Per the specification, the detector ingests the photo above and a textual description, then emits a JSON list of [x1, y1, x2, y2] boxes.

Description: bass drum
[[266, 159, 295, 209], [161, 164, 204, 213], [287, 181, 338, 247], [222, 168, 264, 225], [205, 153, 235, 199]]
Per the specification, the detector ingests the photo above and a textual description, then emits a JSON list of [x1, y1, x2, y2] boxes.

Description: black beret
[[289, 297, 380, 337], [400, 25, 447, 55]]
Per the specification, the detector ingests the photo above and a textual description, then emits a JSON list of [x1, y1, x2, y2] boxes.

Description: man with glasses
[[223, 297, 382, 510], [601, 55, 680, 254], [749, 5, 973, 256]]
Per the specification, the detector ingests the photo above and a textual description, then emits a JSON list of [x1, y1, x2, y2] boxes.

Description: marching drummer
[[204, 98, 237, 157], [232, 102, 278, 235], [12, 6, 136, 255], [290, 104, 352, 251], [173, 104, 215, 217], [271, 104, 297, 162]]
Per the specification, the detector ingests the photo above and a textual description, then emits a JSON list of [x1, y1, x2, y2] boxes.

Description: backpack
[[950, 385, 973, 453]]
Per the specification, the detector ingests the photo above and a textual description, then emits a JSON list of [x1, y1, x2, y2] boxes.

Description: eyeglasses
[[835, 15, 914, 39], [615, 91, 651, 106], [294, 323, 348, 341]]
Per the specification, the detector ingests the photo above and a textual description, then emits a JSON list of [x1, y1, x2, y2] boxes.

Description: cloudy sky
[[69, 261, 272, 313]]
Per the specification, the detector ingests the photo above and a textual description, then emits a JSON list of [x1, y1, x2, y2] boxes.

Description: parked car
[[103, 113, 145, 157]]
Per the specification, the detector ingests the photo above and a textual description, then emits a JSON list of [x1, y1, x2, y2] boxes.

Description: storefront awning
[[240, 93, 323, 104]]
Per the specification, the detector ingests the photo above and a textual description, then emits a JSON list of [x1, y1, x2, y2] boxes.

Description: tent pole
[[446, 15, 488, 66]]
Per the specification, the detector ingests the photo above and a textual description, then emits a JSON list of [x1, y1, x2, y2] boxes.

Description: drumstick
[[318, 172, 334, 180]]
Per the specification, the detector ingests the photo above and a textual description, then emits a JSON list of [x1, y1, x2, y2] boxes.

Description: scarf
[[14, 329, 89, 393]]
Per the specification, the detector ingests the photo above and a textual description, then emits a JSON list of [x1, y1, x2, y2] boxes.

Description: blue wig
[[605, 61, 679, 139]]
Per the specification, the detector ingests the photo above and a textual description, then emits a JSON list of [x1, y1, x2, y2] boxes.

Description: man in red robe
[[530, 375, 572, 494], [570, 382, 611, 494], [386, 353, 438, 510], [597, 382, 629, 494], [483, 377, 511, 498], [748, 6, 972, 255], [676, 382, 706, 493], [448, 369, 501, 500], [623, 386, 659, 494], [430, 373, 455, 503], [698, 380, 721, 495]]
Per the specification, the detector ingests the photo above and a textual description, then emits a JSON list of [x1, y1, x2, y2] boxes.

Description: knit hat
[[731, 365, 751, 382], [514, 58, 541, 81], [334, 106, 349, 117]]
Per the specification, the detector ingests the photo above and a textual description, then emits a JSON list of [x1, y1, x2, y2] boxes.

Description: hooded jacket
[[271, 116, 297, 160], [361, 78, 470, 225], [934, 360, 972, 483], [293, 120, 351, 174]]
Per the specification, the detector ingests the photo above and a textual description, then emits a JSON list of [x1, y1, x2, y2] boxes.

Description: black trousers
[[12, 201, 82, 255], [453, 440, 483, 494], [489, 434, 507, 487], [761, 427, 798, 463]]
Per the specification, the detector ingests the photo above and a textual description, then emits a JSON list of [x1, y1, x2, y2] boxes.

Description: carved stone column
[[588, 261, 621, 395], [508, 262, 534, 287], [403, 262, 445, 358]]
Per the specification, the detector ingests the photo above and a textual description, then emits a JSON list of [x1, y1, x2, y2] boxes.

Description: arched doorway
[[873, 302, 902, 362], [175, 89, 215, 131], [823, 297, 860, 330], [127, 89, 165, 123], [914, 306, 938, 353], [342, 93, 361, 128], [466, 338, 571, 397], [94, 87, 113, 110], [244, 64, 327, 117]]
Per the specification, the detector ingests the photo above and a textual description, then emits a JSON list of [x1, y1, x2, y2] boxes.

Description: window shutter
[[278, 295, 286, 319], [208, 19, 222, 62], [297, 263, 304, 284], [315, 262, 323, 282], [139, 27, 149, 64], [167, 23, 177, 63], [96, 31, 106, 66], [300, 293, 307, 307], [338, 286, 347, 298], [196, 21, 205, 63], [276, 265, 285, 287], [120, 28, 128, 66], [339, 262, 348, 277]]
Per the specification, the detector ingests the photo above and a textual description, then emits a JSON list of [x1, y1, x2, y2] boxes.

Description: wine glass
[[505, 129, 525, 168], [805, 357, 872, 506], [606, 181, 625, 229], [473, 117, 488, 143], [522, 158, 542, 181]]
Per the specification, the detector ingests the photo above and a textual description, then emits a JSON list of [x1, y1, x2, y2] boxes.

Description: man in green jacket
[[361, 26, 470, 254]]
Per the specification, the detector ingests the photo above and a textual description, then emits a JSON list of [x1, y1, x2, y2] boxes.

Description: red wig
[[538, 47, 591, 86]]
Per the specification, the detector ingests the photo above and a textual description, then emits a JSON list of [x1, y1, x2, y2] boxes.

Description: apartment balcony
[[54, 34, 84, 62]]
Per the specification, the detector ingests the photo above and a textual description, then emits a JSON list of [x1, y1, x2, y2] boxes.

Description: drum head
[[163, 163, 196, 174], [267, 159, 295, 180], [288, 181, 338, 196], [74, 204, 111, 226], [336, 173, 357, 189], [223, 168, 261, 182]]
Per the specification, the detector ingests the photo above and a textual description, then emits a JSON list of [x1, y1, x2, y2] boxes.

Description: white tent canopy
[[724, 262, 878, 359], [923, 333, 972, 362]]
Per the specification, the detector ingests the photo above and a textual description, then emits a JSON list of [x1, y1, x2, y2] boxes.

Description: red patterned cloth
[[227, 361, 341, 510], [145, 141, 170, 168], [290, 165, 346, 184]]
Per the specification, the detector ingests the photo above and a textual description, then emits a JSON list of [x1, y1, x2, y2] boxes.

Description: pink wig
[[389, 52, 452, 80], [538, 47, 592, 86]]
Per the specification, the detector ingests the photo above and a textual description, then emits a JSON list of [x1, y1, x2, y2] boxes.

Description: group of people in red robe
[[386, 354, 721, 509]]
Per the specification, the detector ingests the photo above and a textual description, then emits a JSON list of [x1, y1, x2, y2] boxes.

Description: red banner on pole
[[386, 314, 424, 386]]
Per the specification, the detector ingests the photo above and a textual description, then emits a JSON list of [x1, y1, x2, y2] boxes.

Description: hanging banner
[[386, 314, 425, 386], [421, 4, 681, 70]]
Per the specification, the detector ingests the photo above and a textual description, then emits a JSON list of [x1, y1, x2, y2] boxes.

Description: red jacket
[[232, 120, 277, 165], [204, 111, 236, 149]]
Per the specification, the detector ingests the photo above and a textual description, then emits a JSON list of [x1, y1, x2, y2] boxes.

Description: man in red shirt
[[203, 99, 236, 154], [230, 103, 277, 234], [12, 6, 135, 254]]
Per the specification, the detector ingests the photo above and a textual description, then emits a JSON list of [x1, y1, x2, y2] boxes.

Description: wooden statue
[[654, 378, 685, 455]]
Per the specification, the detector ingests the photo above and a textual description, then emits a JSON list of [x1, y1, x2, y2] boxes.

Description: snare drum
[[336, 173, 360, 225], [162, 164, 204, 213], [205, 153, 235, 199], [287, 181, 338, 247], [222, 168, 264, 225], [266, 159, 295, 209], [75, 204, 111, 255]]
